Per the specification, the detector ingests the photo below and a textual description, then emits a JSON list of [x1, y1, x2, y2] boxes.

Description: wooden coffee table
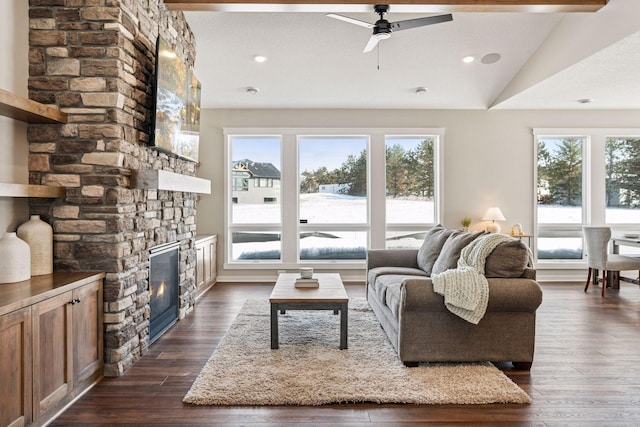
[[269, 273, 349, 350]]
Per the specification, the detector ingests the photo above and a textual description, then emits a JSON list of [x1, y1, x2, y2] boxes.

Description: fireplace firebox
[[149, 242, 180, 343]]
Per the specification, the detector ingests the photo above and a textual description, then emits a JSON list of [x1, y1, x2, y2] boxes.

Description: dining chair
[[583, 226, 640, 296]]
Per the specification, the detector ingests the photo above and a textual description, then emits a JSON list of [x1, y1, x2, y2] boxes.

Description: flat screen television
[[151, 37, 201, 162]]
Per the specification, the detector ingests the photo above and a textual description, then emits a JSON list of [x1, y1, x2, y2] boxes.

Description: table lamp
[[482, 207, 505, 233]]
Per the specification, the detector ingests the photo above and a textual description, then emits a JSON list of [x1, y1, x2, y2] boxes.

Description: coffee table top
[[269, 273, 349, 303]]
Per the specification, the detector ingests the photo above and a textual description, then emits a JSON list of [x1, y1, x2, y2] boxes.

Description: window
[[228, 136, 282, 261], [536, 136, 585, 260], [232, 172, 249, 191], [605, 137, 640, 224], [534, 128, 640, 264], [224, 128, 443, 268], [255, 178, 273, 188], [385, 136, 437, 249], [299, 136, 368, 260]]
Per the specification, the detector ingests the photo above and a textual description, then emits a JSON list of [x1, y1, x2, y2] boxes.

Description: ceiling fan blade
[[390, 14, 453, 32], [363, 35, 380, 53], [327, 13, 374, 29]]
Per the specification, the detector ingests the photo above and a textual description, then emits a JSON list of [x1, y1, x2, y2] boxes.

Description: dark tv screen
[[151, 37, 201, 162]]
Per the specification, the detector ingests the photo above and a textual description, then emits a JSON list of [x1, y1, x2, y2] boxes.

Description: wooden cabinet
[[0, 272, 104, 427], [0, 88, 67, 199], [0, 307, 32, 427], [195, 235, 217, 300], [31, 292, 73, 421]]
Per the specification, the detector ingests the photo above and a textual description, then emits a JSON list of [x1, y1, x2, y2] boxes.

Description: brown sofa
[[366, 226, 543, 369]]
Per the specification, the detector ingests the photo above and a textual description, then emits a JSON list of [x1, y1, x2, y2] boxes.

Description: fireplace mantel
[[131, 169, 211, 194]]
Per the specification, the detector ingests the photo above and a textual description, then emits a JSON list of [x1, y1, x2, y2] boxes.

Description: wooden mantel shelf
[[0, 183, 66, 198], [131, 169, 211, 194], [0, 88, 67, 124]]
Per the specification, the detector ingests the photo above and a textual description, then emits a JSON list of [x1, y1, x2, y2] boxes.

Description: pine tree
[[545, 138, 582, 206]]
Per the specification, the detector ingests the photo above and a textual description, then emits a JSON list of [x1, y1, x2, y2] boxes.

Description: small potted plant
[[461, 217, 472, 232]]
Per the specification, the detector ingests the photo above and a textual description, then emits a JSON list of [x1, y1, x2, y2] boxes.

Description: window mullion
[[281, 133, 298, 264], [369, 133, 386, 249]]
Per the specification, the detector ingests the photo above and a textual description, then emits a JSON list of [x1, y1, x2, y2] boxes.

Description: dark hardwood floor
[[52, 281, 640, 426]]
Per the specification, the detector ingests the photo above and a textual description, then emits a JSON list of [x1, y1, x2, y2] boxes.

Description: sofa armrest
[[367, 249, 420, 270], [400, 278, 444, 311], [522, 268, 536, 280], [399, 277, 543, 313]]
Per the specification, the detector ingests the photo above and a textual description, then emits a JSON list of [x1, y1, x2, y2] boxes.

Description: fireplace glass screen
[[149, 242, 179, 343]]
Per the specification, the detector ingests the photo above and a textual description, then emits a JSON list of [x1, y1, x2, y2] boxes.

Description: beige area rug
[[183, 298, 531, 406]]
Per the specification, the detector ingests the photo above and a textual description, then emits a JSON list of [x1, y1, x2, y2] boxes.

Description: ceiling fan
[[327, 5, 453, 53]]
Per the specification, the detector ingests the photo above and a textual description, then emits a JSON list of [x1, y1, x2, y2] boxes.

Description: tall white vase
[[17, 215, 53, 276], [0, 232, 31, 283]]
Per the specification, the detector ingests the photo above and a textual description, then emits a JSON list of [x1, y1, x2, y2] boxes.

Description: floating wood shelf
[[0, 88, 67, 124], [0, 183, 66, 198], [131, 169, 211, 194]]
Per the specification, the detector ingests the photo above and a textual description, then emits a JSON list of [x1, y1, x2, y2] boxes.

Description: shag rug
[[183, 298, 531, 406]]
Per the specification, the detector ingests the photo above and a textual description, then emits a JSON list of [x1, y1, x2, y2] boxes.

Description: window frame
[[224, 128, 444, 270], [533, 128, 640, 268]]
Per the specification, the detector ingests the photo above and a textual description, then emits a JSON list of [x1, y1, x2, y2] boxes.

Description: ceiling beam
[[164, 0, 608, 13]]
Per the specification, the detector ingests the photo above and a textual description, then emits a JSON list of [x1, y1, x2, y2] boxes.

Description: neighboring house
[[232, 159, 281, 204], [319, 183, 349, 194]]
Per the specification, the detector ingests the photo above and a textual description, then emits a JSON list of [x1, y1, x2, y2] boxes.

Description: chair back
[[583, 226, 611, 270]]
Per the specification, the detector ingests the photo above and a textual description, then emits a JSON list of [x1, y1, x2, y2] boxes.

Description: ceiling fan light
[[375, 32, 391, 40]]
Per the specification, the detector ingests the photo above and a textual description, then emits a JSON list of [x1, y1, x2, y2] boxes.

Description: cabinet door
[[73, 280, 103, 385], [0, 307, 32, 427], [207, 236, 217, 283], [32, 292, 73, 421], [195, 243, 205, 288]]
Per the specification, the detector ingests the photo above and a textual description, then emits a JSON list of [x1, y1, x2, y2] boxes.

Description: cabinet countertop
[[0, 271, 105, 316]]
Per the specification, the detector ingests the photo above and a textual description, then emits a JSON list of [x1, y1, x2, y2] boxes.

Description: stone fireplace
[[27, 1, 200, 376]]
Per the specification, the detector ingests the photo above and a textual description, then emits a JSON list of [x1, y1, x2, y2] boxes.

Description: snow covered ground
[[230, 193, 640, 260]]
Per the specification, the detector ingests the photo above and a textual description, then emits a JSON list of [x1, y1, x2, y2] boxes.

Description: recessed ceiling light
[[481, 53, 501, 64], [577, 98, 594, 104], [254, 55, 267, 63], [246, 87, 259, 95], [415, 87, 428, 95], [462, 56, 475, 63]]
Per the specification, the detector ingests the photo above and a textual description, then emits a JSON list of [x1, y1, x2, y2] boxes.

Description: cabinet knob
[[68, 298, 81, 305]]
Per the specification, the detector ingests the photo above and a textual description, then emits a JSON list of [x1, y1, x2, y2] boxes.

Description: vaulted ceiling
[[175, 0, 640, 109]]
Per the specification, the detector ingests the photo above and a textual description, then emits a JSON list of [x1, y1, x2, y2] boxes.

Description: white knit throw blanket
[[432, 234, 517, 325]]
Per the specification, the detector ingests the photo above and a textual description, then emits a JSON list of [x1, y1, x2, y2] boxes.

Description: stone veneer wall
[[27, 0, 198, 376]]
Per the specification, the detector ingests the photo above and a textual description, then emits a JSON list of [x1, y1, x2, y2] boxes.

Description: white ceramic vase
[[17, 215, 53, 276], [0, 232, 31, 283]]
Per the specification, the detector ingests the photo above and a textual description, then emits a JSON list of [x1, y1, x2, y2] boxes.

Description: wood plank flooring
[[52, 281, 640, 426]]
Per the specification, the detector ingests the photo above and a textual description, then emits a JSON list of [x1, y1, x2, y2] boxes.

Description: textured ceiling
[[184, 0, 640, 110]]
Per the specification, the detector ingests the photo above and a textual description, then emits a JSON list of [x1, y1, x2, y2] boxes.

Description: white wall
[[195, 108, 640, 282], [0, 0, 29, 233]]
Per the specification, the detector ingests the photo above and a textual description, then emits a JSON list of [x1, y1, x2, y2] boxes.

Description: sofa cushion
[[373, 274, 427, 314], [416, 224, 456, 275], [431, 230, 486, 275], [485, 240, 531, 278], [368, 266, 428, 291]]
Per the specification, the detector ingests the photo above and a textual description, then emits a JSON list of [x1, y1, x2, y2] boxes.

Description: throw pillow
[[485, 240, 530, 277], [416, 225, 456, 275], [431, 230, 486, 275]]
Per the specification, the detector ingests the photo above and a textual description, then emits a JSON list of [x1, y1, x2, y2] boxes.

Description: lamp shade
[[482, 207, 506, 222], [482, 207, 505, 233]]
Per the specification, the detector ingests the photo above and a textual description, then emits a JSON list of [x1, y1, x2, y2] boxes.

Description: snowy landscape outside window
[[229, 136, 282, 261], [385, 136, 437, 249], [536, 136, 585, 260], [298, 136, 368, 260], [605, 137, 640, 224], [224, 128, 444, 266]]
